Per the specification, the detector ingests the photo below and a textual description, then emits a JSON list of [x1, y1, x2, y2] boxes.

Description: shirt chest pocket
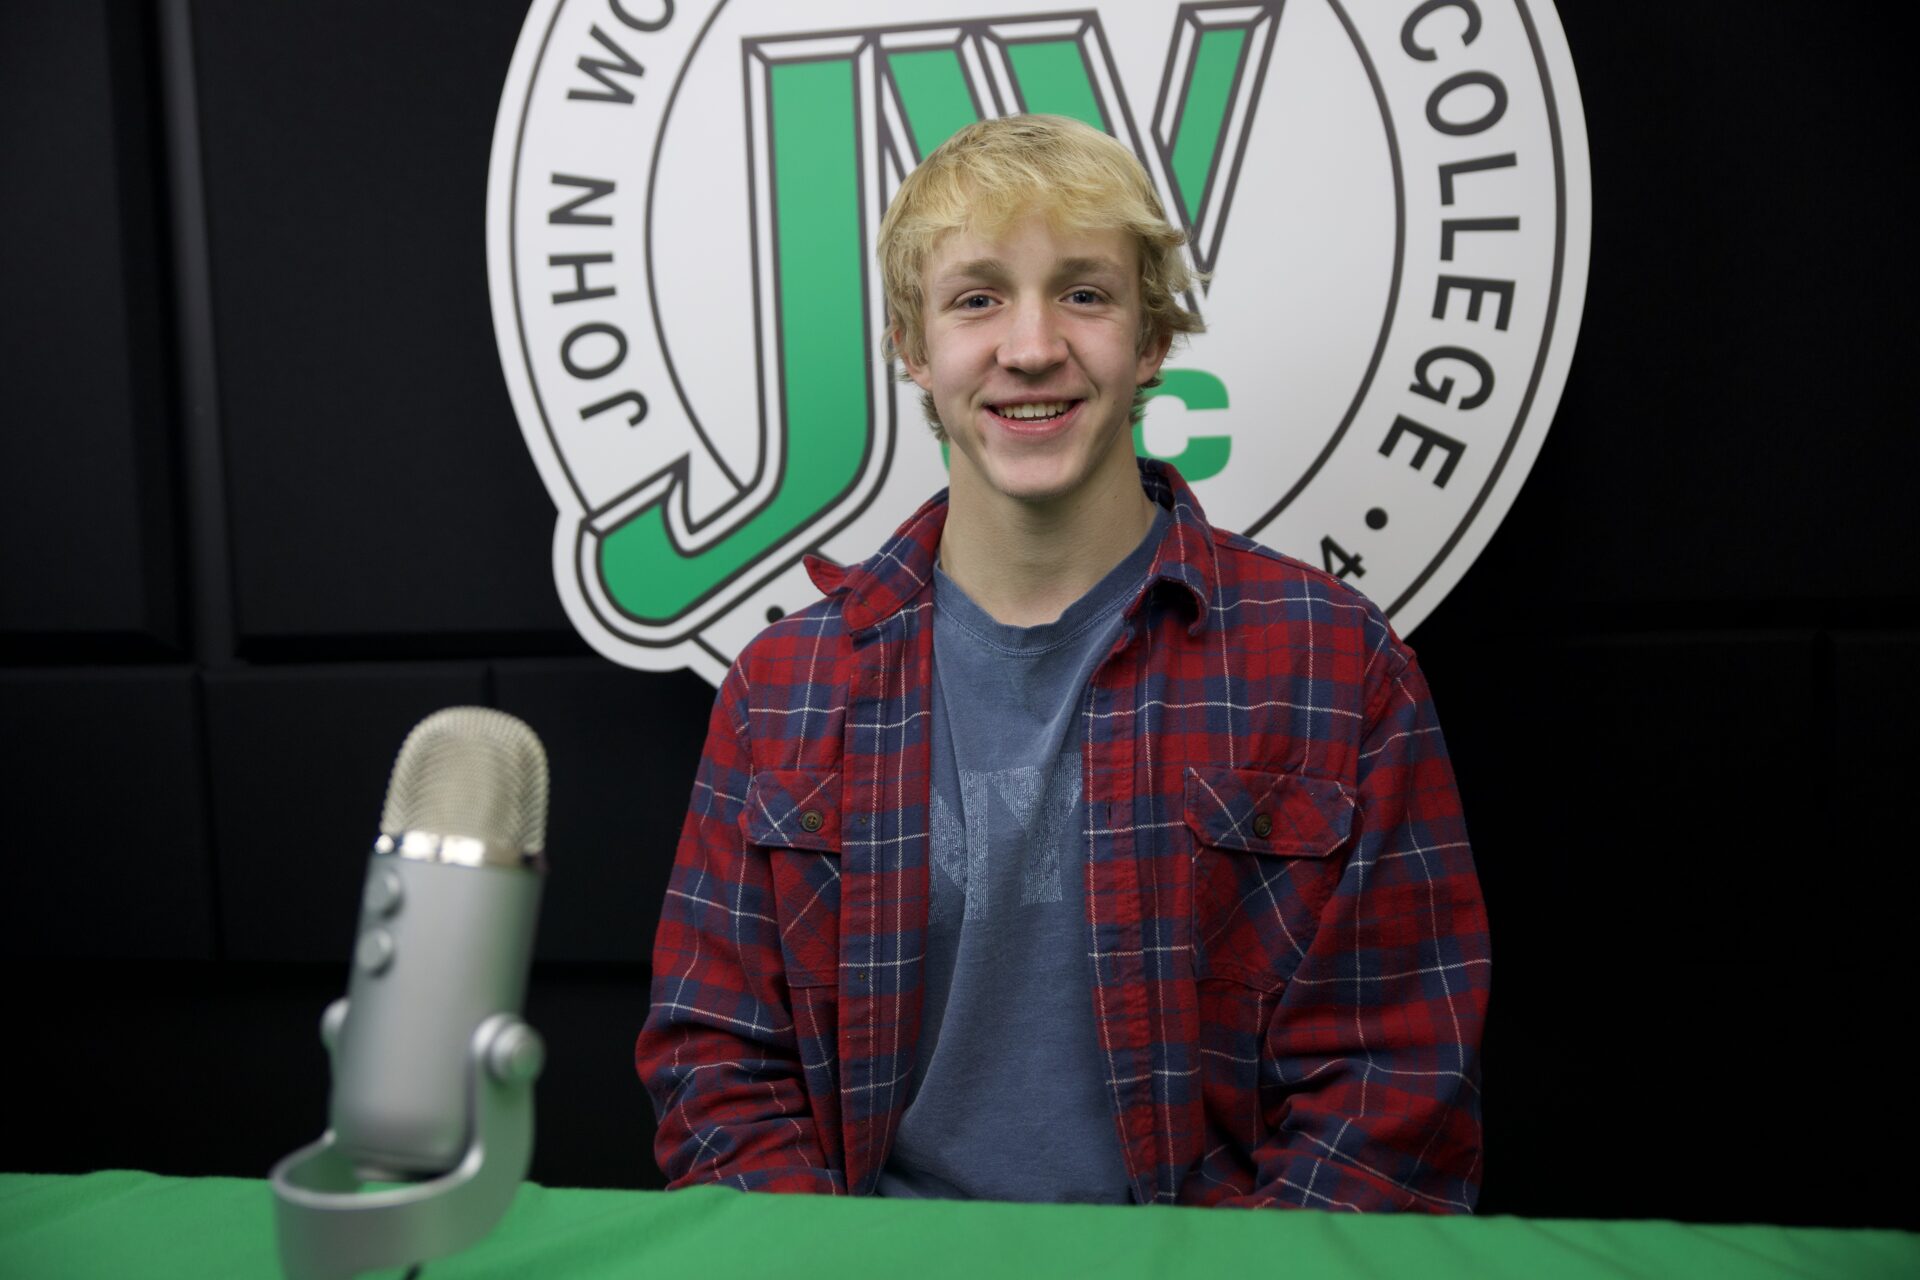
[[1184, 765, 1354, 991], [741, 769, 842, 990]]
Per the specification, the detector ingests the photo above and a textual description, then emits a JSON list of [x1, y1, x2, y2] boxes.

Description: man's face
[[902, 213, 1170, 511]]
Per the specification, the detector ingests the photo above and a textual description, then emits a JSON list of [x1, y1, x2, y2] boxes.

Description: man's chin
[[949, 426, 1135, 509], [970, 456, 1106, 509]]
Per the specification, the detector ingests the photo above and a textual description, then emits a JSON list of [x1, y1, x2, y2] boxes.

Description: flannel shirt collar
[[806, 460, 1218, 636]]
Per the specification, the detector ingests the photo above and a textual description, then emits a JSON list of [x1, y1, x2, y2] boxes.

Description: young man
[[636, 115, 1489, 1211]]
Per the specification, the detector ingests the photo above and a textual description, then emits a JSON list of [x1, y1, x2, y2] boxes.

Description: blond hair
[[877, 115, 1204, 436]]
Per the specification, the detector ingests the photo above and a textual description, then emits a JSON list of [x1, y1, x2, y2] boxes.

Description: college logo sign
[[488, 0, 1590, 685]]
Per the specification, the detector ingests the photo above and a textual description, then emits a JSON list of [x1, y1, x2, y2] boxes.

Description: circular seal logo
[[488, 0, 1591, 685]]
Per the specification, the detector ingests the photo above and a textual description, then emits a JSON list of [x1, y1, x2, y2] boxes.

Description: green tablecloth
[[2, 1171, 1914, 1279]]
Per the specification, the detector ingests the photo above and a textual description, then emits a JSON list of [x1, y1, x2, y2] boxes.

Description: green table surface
[[2, 1171, 1915, 1279]]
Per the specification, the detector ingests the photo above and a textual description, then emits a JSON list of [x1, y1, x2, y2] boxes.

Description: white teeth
[[996, 401, 1072, 420]]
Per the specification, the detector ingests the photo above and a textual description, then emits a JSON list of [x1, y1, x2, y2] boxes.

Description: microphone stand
[[270, 1005, 545, 1280]]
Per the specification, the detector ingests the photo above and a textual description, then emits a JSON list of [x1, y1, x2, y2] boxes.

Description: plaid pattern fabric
[[637, 461, 1489, 1211]]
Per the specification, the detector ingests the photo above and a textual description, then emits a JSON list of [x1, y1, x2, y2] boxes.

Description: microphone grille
[[379, 707, 549, 854]]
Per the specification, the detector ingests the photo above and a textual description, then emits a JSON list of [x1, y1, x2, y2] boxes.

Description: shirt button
[[1251, 813, 1274, 838], [800, 809, 824, 833]]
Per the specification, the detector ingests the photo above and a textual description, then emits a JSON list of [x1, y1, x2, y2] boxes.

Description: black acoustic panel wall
[[1454, 632, 1869, 1225], [1828, 630, 1920, 1223], [204, 662, 487, 961], [0, 668, 212, 959], [1436, 625, 1835, 967], [1540, 3, 1918, 610], [1832, 632, 1919, 825], [1516, 635, 1824, 970], [10, 960, 664, 1189], [9, 961, 342, 1180], [189, 0, 567, 645], [0, 2, 179, 652], [1436, 632, 1828, 1004], [522, 966, 668, 1190], [492, 660, 715, 963]]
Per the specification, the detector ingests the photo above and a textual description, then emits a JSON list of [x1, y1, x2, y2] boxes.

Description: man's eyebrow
[[932, 256, 1130, 287], [1054, 256, 1129, 282], [934, 258, 1013, 287]]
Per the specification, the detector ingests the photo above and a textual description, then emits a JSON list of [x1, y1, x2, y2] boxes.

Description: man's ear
[[896, 326, 934, 391], [1135, 327, 1174, 385]]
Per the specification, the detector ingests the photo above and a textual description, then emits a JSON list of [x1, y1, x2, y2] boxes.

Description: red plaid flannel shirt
[[636, 461, 1489, 1210]]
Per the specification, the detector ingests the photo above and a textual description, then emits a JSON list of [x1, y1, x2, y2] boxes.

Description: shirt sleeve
[[634, 666, 845, 1194], [1221, 648, 1489, 1212]]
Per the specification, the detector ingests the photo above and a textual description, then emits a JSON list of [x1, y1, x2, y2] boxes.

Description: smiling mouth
[[989, 399, 1079, 422]]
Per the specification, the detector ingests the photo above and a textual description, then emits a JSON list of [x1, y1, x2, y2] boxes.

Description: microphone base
[[270, 1012, 542, 1280]]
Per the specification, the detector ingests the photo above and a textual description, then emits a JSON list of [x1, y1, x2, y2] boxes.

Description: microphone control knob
[[487, 1021, 546, 1085], [319, 997, 349, 1052], [354, 927, 396, 975], [364, 866, 404, 916]]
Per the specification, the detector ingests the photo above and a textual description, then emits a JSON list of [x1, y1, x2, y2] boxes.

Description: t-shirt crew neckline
[[933, 507, 1171, 656]]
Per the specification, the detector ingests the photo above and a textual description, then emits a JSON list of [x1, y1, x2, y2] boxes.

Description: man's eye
[[1066, 288, 1105, 304], [958, 294, 994, 309]]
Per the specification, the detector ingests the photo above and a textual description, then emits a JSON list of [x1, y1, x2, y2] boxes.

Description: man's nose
[[997, 298, 1067, 372]]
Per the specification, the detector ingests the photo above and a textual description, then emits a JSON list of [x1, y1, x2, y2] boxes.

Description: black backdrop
[[3, 0, 1914, 1229]]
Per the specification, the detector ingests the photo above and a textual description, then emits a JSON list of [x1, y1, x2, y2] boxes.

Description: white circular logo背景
[[487, 0, 1591, 685]]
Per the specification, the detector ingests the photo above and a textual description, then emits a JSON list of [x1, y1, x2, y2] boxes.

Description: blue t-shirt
[[876, 510, 1168, 1202]]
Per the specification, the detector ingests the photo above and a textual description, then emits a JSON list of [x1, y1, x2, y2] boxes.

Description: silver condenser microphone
[[271, 707, 551, 1280]]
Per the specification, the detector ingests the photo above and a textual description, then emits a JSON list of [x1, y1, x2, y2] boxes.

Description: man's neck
[[938, 464, 1159, 628]]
